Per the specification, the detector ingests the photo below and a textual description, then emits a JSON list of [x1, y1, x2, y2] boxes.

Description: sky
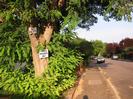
[[75, 15, 133, 43]]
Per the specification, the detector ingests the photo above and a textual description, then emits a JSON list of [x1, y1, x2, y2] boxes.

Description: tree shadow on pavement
[[98, 62, 112, 68]]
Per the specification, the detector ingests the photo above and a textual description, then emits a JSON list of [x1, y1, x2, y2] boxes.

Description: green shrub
[[0, 21, 82, 98], [0, 39, 82, 99]]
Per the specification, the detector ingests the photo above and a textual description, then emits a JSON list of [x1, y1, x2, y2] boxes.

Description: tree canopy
[[1, 0, 133, 29], [91, 40, 106, 56], [106, 38, 133, 59]]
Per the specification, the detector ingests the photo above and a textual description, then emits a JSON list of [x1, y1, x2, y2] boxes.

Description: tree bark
[[0, 17, 3, 23], [28, 23, 53, 77]]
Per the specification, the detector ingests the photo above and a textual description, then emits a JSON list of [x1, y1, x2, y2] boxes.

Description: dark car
[[96, 57, 105, 63]]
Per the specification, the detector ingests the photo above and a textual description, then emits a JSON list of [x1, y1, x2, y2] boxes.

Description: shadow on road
[[117, 59, 133, 62], [86, 60, 112, 69]]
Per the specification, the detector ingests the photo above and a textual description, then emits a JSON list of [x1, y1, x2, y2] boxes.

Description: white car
[[112, 55, 118, 60], [97, 57, 105, 63]]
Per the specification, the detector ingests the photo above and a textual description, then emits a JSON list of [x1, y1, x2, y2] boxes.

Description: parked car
[[112, 55, 118, 60], [96, 57, 105, 63]]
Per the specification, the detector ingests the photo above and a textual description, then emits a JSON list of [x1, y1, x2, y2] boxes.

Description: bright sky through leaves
[[76, 15, 133, 43]]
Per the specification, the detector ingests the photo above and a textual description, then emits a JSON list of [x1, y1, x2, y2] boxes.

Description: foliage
[[119, 38, 133, 49], [1, 0, 133, 30], [71, 38, 94, 65], [91, 40, 106, 56], [121, 47, 133, 60], [106, 43, 121, 57], [0, 33, 82, 98], [76, 39, 94, 58], [0, 12, 82, 98], [0, 21, 32, 67], [106, 38, 133, 60], [0, 52, 81, 98], [57, 37, 94, 65], [36, 43, 46, 52]]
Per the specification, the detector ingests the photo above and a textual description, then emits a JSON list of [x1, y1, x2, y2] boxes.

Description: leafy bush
[[63, 38, 94, 66], [0, 26, 82, 98], [0, 46, 81, 99], [0, 21, 32, 67]]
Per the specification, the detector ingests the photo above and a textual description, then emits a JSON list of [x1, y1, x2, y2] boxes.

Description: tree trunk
[[28, 24, 53, 77], [0, 17, 3, 23]]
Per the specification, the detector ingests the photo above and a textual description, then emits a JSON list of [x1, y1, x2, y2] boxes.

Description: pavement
[[64, 62, 117, 99]]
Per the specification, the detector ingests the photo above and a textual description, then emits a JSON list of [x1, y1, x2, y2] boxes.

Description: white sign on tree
[[39, 49, 48, 59]]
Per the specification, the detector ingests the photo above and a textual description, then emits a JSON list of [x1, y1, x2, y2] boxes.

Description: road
[[98, 59, 133, 99]]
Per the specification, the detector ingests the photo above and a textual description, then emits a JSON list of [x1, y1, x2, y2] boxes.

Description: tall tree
[[119, 38, 133, 49], [91, 40, 106, 56], [0, 0, 133, 77], [106, 43, 121, 57]]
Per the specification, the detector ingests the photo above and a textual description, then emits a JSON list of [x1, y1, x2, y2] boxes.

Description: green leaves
[[16, 48, 21, 61], [0, 47, 5, 56], [91, 40, 106, 56], [49, 10, 63, 21], [20, 10, 35, 23], [104, 0, 133, 21], [0, 37, 78, 98], [36, 43, 46, 52], [0, 21, 31, 67], [61, 9, 79, 31], [0, 32, 82, 98], [0, 44, 31, 66]]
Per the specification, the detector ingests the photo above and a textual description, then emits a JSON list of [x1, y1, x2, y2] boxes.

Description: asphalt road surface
[[98, 59, 133, 99]]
